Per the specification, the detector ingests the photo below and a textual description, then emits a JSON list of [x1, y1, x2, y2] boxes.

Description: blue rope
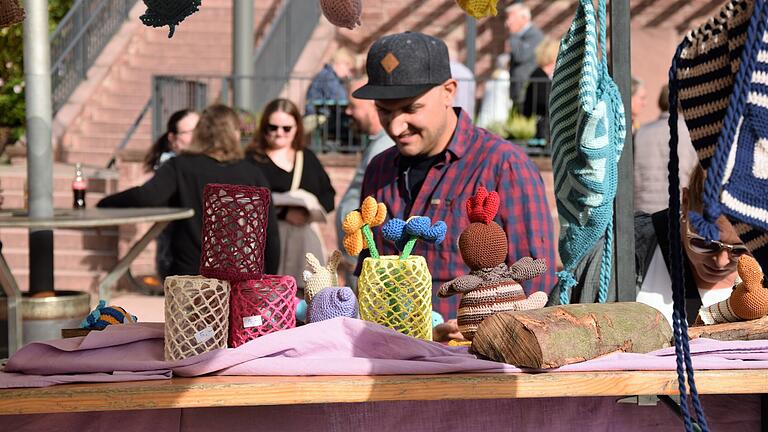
[[667, 43, 710, 432]]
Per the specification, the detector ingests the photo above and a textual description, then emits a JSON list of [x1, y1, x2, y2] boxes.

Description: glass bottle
[[72, 163, 87, 209]]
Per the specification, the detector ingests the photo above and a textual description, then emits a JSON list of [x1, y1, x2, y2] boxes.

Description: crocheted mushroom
[[319, 0, 362, 30], [438, 186, 548, 340], [698, 255, 768, 325]]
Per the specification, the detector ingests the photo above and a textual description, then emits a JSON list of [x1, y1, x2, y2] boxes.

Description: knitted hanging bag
[[670, 0, 767, 266], [139, 0, 201, 38], [665, 1, 765, 431], [548, 0, 625, 305]]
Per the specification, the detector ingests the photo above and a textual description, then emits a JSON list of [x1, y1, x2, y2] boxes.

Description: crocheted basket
[[200, 184, 271, 282], [357, 255, 432, 340], [0, 0, 25, 28], [229, 275, 297, 348], [164, 276, 230, 362]]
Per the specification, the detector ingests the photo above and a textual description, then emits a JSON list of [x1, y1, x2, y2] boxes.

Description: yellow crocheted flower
[[457, 0, 498, 19], [342, 197, 387, 257]]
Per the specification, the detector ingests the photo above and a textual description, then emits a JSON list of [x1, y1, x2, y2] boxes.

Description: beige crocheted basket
[[164, 275, 230, 361]]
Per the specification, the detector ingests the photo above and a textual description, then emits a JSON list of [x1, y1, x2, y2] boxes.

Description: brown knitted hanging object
[[0, 0, 25, 29], [319, 0, 362, 30]]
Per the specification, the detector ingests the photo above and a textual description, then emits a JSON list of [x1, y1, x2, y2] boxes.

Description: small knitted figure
[[697, 255, 768, 325], [438, 186, 548, 340], [79, 300, 138, 330], [302, 250, 342, 303], [307, 286, 358, 323], [319, 0, 362, 30]]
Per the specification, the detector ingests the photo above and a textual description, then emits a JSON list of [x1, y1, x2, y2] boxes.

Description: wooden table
[[0, 369, 765, 415], [0, 207, 194, 354]]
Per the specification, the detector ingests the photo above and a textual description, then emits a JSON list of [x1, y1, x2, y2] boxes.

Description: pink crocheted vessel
[[319, 0, 362, 30], [229, 275, 297, 348], [200, 183, 270, 281]]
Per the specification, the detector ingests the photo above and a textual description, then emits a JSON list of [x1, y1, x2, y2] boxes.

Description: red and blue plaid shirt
[[359, 109, 557, 319]]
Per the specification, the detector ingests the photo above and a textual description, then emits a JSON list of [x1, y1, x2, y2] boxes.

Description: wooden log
[[471, 302, 672, 369], [688, 315, 768, 341]]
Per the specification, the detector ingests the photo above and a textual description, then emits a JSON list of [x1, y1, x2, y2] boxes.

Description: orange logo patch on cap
[[380, 52, 400, 74]]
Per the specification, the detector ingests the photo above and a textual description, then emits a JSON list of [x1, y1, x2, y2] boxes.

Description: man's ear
[[441, 79, 458, 107]]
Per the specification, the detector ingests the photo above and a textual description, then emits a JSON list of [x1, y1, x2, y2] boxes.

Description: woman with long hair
[[100, 104, 280, 277], [246, 98, 335, 287], [143, 109, 199, 172]]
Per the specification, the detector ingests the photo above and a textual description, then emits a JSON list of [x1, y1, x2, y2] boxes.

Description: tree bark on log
[[688, 315, 768, 341], [471, 302, 673, 369]]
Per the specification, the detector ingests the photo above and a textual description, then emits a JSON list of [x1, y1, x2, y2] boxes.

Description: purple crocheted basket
[[200, 183, 270, 281]]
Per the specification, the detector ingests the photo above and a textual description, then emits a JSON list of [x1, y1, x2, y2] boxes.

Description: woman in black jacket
[[99, 104, 280, 277]]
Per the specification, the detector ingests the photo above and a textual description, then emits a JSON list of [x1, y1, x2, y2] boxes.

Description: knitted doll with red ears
[[438, 186, 548, 340]]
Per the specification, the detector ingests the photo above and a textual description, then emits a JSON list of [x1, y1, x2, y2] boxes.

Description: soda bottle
[[72, 163, 87, 209]]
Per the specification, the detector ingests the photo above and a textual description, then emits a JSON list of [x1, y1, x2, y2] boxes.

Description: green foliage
[[0, 0, 74, 141], [506, 108, 536, 140]]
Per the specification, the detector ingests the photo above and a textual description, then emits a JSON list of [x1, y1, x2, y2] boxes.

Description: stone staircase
[[0, 162, 119, 292]]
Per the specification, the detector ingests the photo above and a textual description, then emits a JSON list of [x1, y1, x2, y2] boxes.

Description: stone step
[[0, 228, 118, 251], [2, 247, 116, 271]]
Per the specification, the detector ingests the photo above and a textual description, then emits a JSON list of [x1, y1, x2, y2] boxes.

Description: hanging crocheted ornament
[[0, 0, 24, 28], [139, 0, 202, 38], [319, 0, 362, 30], [456, 0, 498, 19]]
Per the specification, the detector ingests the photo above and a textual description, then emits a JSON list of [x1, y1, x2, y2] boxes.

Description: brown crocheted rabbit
[[697, 254, 768, 325], [302, 250, 342, 303], [438, 186, 548, 340]]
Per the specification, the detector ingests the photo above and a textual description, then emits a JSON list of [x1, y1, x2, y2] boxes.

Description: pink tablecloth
[[2, 317, 768, 388]]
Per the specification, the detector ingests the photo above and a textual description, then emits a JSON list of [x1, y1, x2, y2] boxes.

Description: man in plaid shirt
[[353, 31, 557, 326]]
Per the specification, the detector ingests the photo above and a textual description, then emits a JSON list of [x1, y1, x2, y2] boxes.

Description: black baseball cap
[[352, 31, 452, 100]]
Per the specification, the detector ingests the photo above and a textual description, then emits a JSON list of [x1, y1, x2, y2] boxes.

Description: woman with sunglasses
[[635, 164, 750, 325], [246, 98, 335, 287], [99, 104, 280, 277]]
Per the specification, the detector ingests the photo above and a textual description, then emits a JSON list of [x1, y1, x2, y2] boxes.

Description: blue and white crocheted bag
[[548, 0, 625, 304]]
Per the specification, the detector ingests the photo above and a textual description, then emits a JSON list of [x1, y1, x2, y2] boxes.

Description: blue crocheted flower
[[382, 217, 447, 258]]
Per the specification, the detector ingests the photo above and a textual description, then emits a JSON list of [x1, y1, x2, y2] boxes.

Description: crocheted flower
[[382, 216, 447, 259], [342, 197, 387, 257]]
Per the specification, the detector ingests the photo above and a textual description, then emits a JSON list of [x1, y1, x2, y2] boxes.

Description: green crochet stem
[[362, 224, 379, 259], [399, 236, 418, 260]]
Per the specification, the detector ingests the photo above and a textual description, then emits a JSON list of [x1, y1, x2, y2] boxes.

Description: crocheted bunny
[[438, 186, 548, 340], [302, 250, 341, 303], [697, 255, 768, 325]]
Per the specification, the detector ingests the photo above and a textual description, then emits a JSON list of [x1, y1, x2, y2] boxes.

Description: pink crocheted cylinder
[[200, 183, 270, 281], [229, 275, 297, 348]]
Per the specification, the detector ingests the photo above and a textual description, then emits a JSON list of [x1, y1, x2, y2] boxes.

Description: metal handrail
[[50, 0, 138, 114]]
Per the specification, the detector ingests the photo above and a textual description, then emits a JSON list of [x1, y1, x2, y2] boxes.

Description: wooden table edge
[[0, 370, 764, 415]]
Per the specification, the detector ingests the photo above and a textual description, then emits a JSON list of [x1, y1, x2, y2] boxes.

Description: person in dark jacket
[[99, 104, 280, 277], [522, 37, 559, 142]]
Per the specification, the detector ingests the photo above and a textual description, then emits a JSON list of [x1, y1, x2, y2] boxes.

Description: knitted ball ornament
[[457, 0, 498, 19], [79, 300, 137, 330], [139, 0, 201, 38], [0, 0, 24, 28], [319, 0, 362, 30], [307, 286, 358, 323]]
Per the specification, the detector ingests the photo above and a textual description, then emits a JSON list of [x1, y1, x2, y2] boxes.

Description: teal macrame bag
[[548, 0, 625, 305]]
